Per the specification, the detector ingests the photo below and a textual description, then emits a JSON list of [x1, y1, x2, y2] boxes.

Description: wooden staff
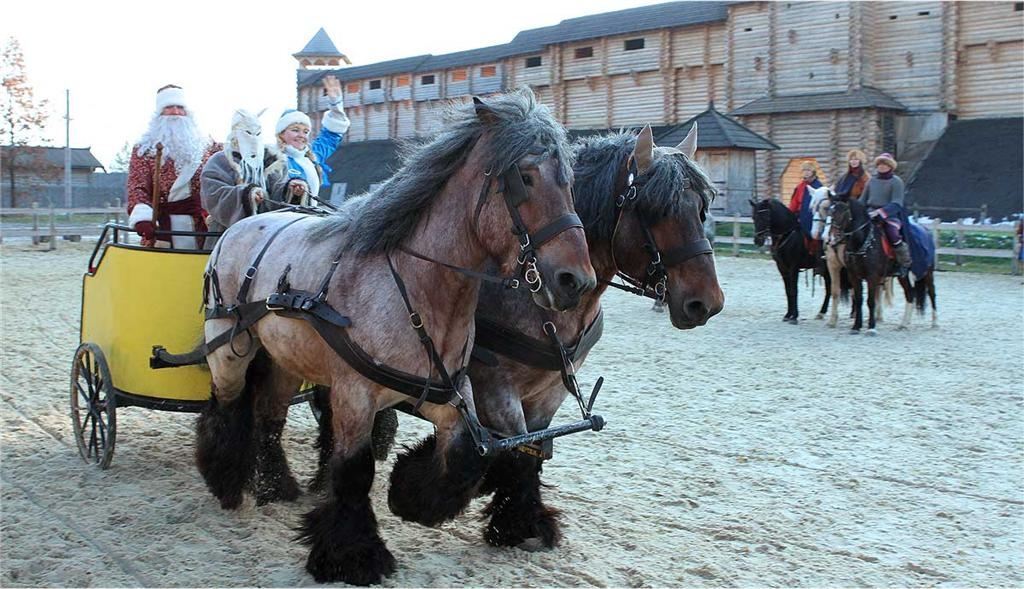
[[152, 142, 163, 246]]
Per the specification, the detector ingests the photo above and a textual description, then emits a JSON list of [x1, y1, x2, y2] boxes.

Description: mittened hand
[[135, 220, 156, 240]]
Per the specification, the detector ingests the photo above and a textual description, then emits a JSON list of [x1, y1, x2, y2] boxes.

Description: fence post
[[114, 198, 122, 224], [31, 202, 40, 246], [931, 218, 941, 268], [732, 213, 740, 257], [955, 220, 965, 266], [48, 205, 57, 251]]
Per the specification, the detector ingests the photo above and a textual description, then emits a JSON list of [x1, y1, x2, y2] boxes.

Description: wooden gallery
[[294, 1, 1023, 219]]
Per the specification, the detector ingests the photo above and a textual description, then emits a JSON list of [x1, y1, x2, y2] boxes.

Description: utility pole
[[64, 89, 71, 208]]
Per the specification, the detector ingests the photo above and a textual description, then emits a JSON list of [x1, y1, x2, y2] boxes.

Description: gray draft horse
[[194, 89, 595, 585]]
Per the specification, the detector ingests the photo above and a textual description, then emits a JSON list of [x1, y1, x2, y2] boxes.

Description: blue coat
[[285, 126, 343, 190]]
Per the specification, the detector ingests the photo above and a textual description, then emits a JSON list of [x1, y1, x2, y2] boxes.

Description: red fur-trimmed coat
[[126, 143, 220, 246]]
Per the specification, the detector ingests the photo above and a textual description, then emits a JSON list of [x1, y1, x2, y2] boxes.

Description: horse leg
[[894, 275, 912, 331], [298, 385, 396, 585], [928, 275, 939, 328], [480, 451, 561, 549], [816, 269, 830, 319], [195, 331, 263, 510], [827, 253, 841, 328], [865, 278, 878, 335], [388, 390, 490, 526], [786, 267, 800, 323], [310, 386, 400, 494], [850, 278, 863, 333], [251, 360, 303, 506]]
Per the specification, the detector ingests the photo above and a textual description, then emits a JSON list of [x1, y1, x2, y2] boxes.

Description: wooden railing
[[0, 204, 125, 248], [709, 214, 1020, 270]]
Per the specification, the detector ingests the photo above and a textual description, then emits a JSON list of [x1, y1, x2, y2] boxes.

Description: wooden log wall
[[955, 1, 1024, 118]]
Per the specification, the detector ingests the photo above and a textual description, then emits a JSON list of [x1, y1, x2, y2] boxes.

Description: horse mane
[[310, 88, 573, 254], [572, 132, 716, 244]]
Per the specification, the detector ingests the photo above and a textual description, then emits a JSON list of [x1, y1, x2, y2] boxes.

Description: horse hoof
[[814, 313, 824, 320], [865, 329, 878, 336], [786, 317, 799, 325], [895, 325, 908, 332], [826, 321, 836, 329], [255, 475, 301, 506], [848, 329, 860, 335], [305, 537, 396, 585]]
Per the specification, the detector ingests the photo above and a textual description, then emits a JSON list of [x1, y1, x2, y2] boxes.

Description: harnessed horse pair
[[173, 90, 721, 585]]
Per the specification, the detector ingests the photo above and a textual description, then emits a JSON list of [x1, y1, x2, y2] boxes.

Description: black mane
[[571, 132, 715, 244]]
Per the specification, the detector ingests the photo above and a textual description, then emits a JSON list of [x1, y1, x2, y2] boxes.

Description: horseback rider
[[200, 109, 294, 247], [126, 85, 220, 249], [832, 149, 869, 200], [275, 75, 350, 206], [861, 152, 912, 275], [788, 161, 823, 254]]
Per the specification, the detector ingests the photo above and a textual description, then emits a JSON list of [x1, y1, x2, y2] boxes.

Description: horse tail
[[839, 267, 851, 303], [883, 276, 894, 308], [914, 274, 928, 315]]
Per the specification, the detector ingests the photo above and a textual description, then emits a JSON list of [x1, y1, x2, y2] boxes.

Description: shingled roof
[[325, 140, 403, 197], [294, 28, 344, 57], [300, 1, 729, 88], [656, 103, 779, 150], [1, 146, 104, 170], [730, 86, 907, 116]]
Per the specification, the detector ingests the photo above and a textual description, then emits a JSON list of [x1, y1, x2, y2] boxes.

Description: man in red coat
[[126, 85, 219, 249]]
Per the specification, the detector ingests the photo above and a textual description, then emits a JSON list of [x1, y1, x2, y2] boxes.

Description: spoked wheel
[[70, 343, 117, 469]]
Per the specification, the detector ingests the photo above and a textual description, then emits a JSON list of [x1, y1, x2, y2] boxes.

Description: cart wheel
[[70, 343, 117, 469]]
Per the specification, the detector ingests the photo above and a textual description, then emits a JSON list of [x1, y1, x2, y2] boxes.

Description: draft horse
[[828, 196, 936, 334], [465, 124, 724, 548], [750, 197, 833, 323], [194, 90, 595, 585]]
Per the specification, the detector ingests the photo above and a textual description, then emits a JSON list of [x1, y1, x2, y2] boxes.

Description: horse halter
[[478, 154, 584, 293], [607, 157, 713, 304]]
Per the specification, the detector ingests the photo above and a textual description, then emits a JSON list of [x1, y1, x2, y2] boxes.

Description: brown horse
[[465, 125, 723, 548], [194, 90, 595, 585]]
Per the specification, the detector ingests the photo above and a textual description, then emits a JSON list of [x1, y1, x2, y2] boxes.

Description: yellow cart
[[70, 224, 318, 469]]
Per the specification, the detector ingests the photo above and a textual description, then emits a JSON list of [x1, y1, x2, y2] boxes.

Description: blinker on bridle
[[606, 155, 713, 307]]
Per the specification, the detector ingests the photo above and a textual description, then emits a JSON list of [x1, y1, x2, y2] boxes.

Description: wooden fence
[[0, 203, 126, 247], [710, 214, 1020, 271]]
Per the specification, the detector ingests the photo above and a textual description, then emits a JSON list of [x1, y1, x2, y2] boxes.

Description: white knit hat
[[155, 85, 188, 113], [276, 109, 312, 134]]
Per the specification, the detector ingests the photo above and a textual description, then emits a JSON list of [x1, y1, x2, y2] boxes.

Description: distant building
[[298, 2, 1024, 219], [0, 146, 108, 208]]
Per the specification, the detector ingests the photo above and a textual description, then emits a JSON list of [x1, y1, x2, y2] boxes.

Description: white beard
[[136, 114, 207, 173]]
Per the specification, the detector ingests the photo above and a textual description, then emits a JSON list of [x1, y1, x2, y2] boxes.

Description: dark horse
[[829, 197, 937, 333], [750, 198, 832, 323], [465, 125, 724, 548], [195, 90, 595, 585]]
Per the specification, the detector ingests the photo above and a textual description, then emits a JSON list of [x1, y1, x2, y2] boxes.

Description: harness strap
[[235, 216, 310, 305], [150, 300, 269, 369], [471, 310, 604, 371], [530, 212, 583, 248], [396, 246, 521, 289], [661, 238, 713, 266]]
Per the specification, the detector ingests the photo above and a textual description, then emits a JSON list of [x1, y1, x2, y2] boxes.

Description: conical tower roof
[[294, 28, 344, 58]]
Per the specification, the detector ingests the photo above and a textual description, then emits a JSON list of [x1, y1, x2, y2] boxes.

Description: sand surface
[[2, 242, 1021, 587]]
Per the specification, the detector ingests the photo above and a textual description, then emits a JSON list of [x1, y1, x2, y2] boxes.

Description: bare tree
[[1, 37, 51, 204], [109, 141, 132, 173]]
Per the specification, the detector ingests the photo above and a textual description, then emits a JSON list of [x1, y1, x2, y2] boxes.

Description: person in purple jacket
[[275, 75, 350, 206]]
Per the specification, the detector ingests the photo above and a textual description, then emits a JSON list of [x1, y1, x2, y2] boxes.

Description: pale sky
[[3, 0, 669, 167]]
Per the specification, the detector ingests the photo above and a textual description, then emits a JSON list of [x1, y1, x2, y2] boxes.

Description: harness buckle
[[265, 296, 285, 312], [243, 266, 258, 280], [524, 261, 543, 293], [505, 278, 520, 290], [409, 312, 424, 329], [542, 321, 557, 336]]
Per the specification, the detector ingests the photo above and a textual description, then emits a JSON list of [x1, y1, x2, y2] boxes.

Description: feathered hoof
[[371, 409, 399, 461], [388, 434, 485, 526], [254, 473, 301, 506], [484, 499, 562, 549], [865, 328, 878, 336], [305, 535, 396, 585]]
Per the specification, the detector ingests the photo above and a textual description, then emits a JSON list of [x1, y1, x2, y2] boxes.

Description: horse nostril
[[685, 300, 708, 319], [557, 271, 580, 293]]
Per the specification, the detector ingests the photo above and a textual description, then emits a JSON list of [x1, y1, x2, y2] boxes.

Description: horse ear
[[630, 124, 655, 174], [677, 122, 698, 159], [256, 107, 267, 118], [473, 96, 498, 125]]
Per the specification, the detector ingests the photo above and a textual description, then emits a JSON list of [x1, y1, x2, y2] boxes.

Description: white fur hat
[[276, 109, 312, 134], [155, 85, 188, 113]]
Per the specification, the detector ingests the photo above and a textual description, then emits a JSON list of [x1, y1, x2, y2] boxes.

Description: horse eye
[[521, 174, 533, 187], [700, 209, 707, 223]]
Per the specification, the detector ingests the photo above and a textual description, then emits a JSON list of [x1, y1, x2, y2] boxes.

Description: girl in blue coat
[[275, 75, 350, 206]]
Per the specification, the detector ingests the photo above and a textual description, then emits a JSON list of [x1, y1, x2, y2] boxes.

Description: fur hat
[[874, 152, 897, 170], [276, 109, 312, 135], [155, 84, 187, 114], [847, 149, 867, 164]]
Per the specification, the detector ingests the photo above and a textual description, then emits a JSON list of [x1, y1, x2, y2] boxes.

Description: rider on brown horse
[[861, 152, 912, 276]]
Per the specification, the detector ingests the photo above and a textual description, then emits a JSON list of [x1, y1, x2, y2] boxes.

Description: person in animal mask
[[200, 109, 290, 247], [275, 75, 350, 206]]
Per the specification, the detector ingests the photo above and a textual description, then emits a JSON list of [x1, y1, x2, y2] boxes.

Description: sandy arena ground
[[1, 242, 1022, 588]]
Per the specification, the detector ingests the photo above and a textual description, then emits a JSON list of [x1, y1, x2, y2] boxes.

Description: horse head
[[605, 123, 723, 328], [468, 91, 595, 311], [750, 197, 774, 246], [808, 185, 834, 240]]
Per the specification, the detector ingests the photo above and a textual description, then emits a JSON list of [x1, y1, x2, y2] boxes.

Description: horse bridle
[[603, 157, 713, 304], [754, 200, 800, 251]]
